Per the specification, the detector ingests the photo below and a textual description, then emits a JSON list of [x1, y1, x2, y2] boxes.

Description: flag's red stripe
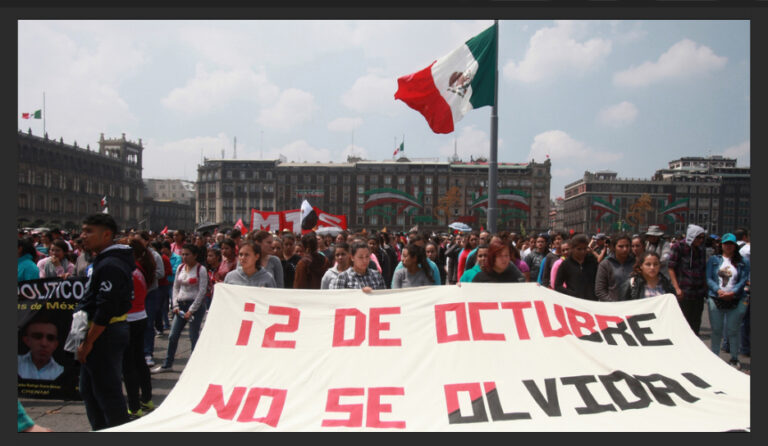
[[394, 62, 454, 134]]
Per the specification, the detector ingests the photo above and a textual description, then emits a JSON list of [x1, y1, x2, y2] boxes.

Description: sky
[[18, 20, 749, 199]]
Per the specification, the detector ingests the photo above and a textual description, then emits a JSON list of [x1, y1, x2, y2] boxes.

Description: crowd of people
[[16, 214, 751, 431]]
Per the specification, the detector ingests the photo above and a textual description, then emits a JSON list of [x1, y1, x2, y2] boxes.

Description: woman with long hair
[[294, 231, 329, 289], [223, 240, 276, 287], [472, 240, 525, 283], [620, 251, 676, 301], [706, 233, 750, 369], [251, 231, 284, 288], [151, 244, 208, 373], [38, 239, 75, 279], [123, 239, 154, 417], [321, 242, 351, 290], [392, 243, 435, 289], [595, 233, 635, 302]]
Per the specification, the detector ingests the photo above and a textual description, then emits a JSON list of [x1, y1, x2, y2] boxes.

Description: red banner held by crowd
[[249, 208, 347, 233]]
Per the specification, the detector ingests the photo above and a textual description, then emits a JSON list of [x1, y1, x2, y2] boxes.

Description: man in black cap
[[645, 225, 671, 278]]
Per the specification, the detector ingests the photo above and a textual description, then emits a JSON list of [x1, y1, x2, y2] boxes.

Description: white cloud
[[341, 144, 369, 161], [256, 89, 318, 131], [143, 133, 232, 180], [342, 73, 401, 116], [263, 140, 332, 163], [597, 101, 638, 127], [552, 167, 576, 180], [437, 125, 493, 161], [328, 117, 363, 133], [528, 130, 622, 163], [18, 22, 144, 145], [613, 39, 727, 87], [161, 67, 280, 115], [721, 140, 749, 166], [609, 21, 647, 44], [503, 21, 612, 83]]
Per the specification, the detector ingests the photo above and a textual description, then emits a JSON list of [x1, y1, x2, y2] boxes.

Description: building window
[[398, 177, 406, 185], [425, 177, 433, 185], [357, 196, 364, 204], [357, 186, 365, 194], [384, 176, 392, 185], [370, 216, 378, 225]]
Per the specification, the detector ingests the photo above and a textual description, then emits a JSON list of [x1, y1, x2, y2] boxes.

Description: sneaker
[[150, 365, 172, 374], [140, 400, 156, 412], [728, 358, 742, 370], [145, 356, 155, 367], [127, 408, 145, 420]]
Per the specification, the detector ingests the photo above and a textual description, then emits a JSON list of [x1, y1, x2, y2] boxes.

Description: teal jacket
[[17, 254, 39, 282], [459, 264, 482, 283]]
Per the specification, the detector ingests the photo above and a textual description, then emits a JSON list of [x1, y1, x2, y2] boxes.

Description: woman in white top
[[37, 240, 75, 279], [321, 242, 351, 289], [152, 244, 208, 373]]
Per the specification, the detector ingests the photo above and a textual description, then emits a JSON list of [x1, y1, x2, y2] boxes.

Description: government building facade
[[196, 156, 552, 234], [17, 130, 145, 232], [562, 156, 750, 236]]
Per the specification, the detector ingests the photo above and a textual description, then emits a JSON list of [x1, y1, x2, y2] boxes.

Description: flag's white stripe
[[431, 43, 478, 126]]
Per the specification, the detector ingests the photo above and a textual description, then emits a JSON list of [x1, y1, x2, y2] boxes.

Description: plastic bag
[[64, 310, 89, 353]]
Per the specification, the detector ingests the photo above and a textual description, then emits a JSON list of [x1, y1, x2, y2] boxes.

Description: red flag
[[234, 218, 245, 232], [160, 225, 168, 235]]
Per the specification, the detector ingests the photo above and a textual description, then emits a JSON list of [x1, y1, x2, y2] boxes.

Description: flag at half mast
[[394, 23, 497, 134]]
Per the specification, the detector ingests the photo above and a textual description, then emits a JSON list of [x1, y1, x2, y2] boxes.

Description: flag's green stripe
[[465, 23, 497, 109]]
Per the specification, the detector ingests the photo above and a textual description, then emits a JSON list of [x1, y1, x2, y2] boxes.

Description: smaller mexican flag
[[22, 110, 42, 119], [394, 23, 497, 134], [393, 141, 404, 157]]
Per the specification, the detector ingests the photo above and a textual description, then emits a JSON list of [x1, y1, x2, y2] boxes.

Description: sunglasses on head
[[29, 333, 57, 342]]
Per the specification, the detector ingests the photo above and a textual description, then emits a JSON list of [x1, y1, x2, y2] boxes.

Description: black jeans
[[122, 318, 152, 412], [678, 296, 705, 336], [79, 321, 130, 431]]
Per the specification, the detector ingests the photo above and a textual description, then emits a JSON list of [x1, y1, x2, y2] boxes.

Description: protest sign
[[108, 283, 749, 431], [17, 277, 85, 400], [249, 208, 347, 233]]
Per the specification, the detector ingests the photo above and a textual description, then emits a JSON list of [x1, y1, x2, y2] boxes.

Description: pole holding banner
[[487, 20, 499, 234]]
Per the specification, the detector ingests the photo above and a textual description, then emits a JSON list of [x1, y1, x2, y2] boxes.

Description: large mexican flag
[[394, 23, 497, 134]]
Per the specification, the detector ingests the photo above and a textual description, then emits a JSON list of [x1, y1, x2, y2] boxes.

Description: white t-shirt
[[739, 243, 750, 263], [717, 257, 738, 293]]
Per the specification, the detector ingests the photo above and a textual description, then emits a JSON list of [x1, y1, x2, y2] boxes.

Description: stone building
[[17, 130, 144, 232], [143, 179, 196, 205], [562, 156, 750, 236], [196, 156, 551, 233]]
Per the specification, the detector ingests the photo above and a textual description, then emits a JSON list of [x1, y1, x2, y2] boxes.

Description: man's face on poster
[[23, 322, 59, 368]]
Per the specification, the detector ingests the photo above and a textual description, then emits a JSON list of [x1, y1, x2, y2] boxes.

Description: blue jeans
[[156, 284, 172, 331], [79, 321, 130, 430], [707, 297, 748, 361], [162, 300, 205, 368], [143, 288, 163, 357], [740, 297, 750, 354]]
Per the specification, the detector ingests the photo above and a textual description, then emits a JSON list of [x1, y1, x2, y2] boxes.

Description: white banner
[[108, 283, 750, 431]]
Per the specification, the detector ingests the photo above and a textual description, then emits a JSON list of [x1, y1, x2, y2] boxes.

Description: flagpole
[[487, 20, 499, 234], [43, 91, 46, 136]]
